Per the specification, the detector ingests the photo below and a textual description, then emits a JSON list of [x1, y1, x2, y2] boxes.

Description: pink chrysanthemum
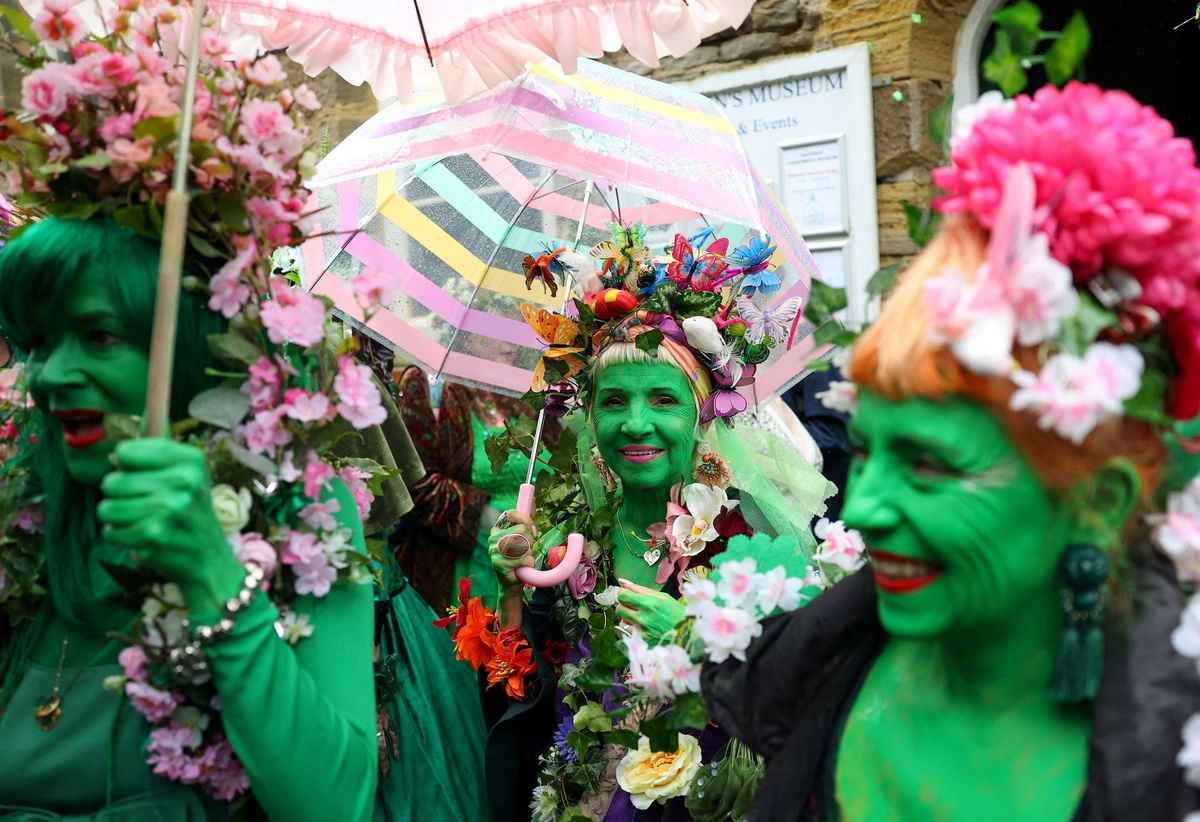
[[935, 83, 1200, 313]]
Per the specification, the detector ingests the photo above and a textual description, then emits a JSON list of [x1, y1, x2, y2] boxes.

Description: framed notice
[[779, 135, 847, 237]]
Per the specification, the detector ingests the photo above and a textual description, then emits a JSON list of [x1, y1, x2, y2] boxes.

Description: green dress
[[0, 576, 378, 821], [373, 561, 490, 822]]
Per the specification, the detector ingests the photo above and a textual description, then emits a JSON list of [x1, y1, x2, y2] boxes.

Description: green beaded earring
[[1048, 543, 1110, 703]]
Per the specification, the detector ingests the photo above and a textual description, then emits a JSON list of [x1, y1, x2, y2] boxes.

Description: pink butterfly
[[665, 234, 729, 292], [700, 364, 756, 424]]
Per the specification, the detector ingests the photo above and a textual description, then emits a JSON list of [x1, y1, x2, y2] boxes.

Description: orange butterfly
[[521, 304, 585, 392]]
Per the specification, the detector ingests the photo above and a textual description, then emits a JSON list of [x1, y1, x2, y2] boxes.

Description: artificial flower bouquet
[[0, 0, 402, 802]]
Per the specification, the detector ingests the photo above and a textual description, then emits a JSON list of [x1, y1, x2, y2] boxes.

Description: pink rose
[[568, 555, 597, 599], [233, 531, 277, 579], [333, 356, 387, 430], [302, 459, 336, 501], [21, 65, 74, 117], [280, 530, 322, 566], [283, 388, 331, 423]]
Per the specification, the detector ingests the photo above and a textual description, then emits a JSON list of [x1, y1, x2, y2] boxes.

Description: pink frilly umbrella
[[204, 0, 756, 103]]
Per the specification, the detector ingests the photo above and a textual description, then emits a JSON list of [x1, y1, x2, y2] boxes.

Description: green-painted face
[[592, 359, 697, 495], [26, 278, 149, 486], [843, 390, 1073, 639]]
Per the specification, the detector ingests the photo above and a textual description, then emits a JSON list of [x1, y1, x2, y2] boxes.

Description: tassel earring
[[1049, 543, 1109, 703]]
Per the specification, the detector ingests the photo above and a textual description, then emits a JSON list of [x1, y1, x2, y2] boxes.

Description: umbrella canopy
[[206, 0, 755, 103], [300, 60, 824, 406]]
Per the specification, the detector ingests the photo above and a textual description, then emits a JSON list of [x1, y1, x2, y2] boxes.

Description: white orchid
[[671, 483, 736, 557]]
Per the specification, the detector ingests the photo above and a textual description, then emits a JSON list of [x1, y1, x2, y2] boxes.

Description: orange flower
[[484, 628, 537, 700], [453, 597, 498, 670]]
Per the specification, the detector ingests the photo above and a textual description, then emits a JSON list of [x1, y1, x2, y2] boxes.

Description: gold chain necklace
[[614, 510, 662, 566], [35, 633, 107, 732]]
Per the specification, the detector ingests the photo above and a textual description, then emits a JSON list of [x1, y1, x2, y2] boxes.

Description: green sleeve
[[201, 480, 377, 821]]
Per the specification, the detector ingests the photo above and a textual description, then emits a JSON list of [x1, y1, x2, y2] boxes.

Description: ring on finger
[[495, 512, 512, 531], [497, 533, 532, 558]]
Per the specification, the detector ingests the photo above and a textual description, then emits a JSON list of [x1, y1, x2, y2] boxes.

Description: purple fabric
[[553, 638, 729, 822]]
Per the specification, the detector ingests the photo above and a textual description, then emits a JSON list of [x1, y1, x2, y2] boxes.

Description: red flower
[[432, 576, 472, 634], [452, 597, 498, 670], [1169, 308, 1200, 421], [484, 628, 537, 700], [541, 640, 570, 677], [714, 507, 753, 540]]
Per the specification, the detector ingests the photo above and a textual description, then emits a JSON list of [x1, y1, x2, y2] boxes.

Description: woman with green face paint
[[703, 84, 1200, 822], [461, 225, 831, 822], [0, 217, 378, 820]]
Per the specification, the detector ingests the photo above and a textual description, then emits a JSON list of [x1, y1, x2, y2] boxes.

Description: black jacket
[[702, 552, 1200, 822]]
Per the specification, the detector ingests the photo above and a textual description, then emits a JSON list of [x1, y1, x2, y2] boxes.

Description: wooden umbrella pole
[[145, 0, 208, 438]]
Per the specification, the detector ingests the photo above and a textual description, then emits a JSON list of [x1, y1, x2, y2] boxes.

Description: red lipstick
[[52, 409, 107, 448], [871, 550, 943, 594]]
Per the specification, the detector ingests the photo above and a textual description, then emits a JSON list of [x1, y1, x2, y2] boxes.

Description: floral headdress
[[0, 0, 397, 801], [520, 222, 801, 425], [908, 83, 1200, 443]]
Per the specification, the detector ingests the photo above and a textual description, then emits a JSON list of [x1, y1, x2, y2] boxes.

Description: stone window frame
[[951, 0, 1009, 113]]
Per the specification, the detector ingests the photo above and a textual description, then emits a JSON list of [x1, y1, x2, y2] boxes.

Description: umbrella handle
[[512, 482, 585, 587]]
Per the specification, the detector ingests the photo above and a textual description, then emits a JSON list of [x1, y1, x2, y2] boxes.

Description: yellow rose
[[211, 484, 252, 534], [615, 733, 702, 810]]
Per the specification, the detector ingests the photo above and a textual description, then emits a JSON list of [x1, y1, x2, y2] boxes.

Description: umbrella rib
[[412, 0, 435, 67], [430, 167, 560, 383]]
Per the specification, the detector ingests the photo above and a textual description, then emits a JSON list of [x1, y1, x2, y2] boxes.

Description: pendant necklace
[[35, 633, 102, 732], [614, 509, 661, 567]]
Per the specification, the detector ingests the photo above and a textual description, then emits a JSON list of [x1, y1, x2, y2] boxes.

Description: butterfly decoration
[[664, 233, 729, 292], [735, 296, 803, 346], [521, 304, 586, 392], [700, 363, 756, 424], [592, 222, 651, 288], [523, 245, 568, 298], [722, 234, 781, 295]]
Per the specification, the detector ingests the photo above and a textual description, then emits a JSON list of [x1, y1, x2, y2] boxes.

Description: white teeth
[[874, 557, 941, 579]]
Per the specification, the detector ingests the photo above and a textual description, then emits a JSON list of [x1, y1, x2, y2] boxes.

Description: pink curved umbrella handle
[[512, 483, 585, 587]]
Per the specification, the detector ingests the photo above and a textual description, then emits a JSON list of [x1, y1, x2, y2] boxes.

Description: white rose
[[616, 733, 703, 810], [211, 484, 252, 534]]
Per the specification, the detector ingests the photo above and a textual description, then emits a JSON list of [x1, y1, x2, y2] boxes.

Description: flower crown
[[0, 0, 398, 802], [915, 83, 1200, 444], [520, 221, 801, 425]]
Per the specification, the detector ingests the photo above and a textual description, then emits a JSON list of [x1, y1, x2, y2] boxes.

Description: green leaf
[[1124, 368, 1174, 426], [207, 333, 262, 368], [674, 290, 722, 318], [484, 433, 514, 476], [982, 29, 1028, 98], [104, 412, 142, 444], [902, 202, 940, 249], [572, 298, 596, 329], [552, 594, 588, 646], [71, 153, 112, 169], [634, 328, 664, 353], [187, 231, 225, 259], [133, 115, 180, 146], [1044, 11, 1091, 86], [547, 427, 578, 474], [802, 280, 848, 326], [188, 387, 251, 430], [640, 717, 679, 753], [1054, 293, 1118, 357], [216, 193, 250, 234], [573, 702, 612, 733], [558, 807, 593, 822], [991, 0, 1043, 53], [0, 6, 37, 42], [866, 262, 902, 298], [812, 321, 857, 349], [541, 357, 569, 385], [605, 728, 640, 749], [575, 667, 619, 692], [519, 389, 547, 413], [223, 440, 276, 477], [806, 358, 833, 373], [665, 692, 711, 730], [112, 205, 150, 235], [590, 628, 628, 669], [642, 282, 678, 314], [928, 92, 954, 151]]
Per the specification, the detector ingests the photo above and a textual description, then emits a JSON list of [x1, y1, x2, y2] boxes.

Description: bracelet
[[169, 563, 266, 682]]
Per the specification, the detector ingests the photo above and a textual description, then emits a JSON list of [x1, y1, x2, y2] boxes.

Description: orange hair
[[849, 216, 1165, 498]]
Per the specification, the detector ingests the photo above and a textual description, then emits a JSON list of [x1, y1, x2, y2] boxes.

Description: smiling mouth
[[618, 446, 665, 464], [871, 550, 943, 594], [52, 409, 108, 448]]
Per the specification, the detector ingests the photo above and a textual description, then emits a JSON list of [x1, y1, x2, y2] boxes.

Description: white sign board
[[678, 45, 879, 326]]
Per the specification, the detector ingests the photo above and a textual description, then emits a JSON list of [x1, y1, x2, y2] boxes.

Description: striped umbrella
[[300, 59, 824, 404]]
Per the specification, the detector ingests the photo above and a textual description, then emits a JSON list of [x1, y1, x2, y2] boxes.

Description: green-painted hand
[[616, 578, 686, 642], [97, 439, 245, 615], [487, 509, 537, 591]]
